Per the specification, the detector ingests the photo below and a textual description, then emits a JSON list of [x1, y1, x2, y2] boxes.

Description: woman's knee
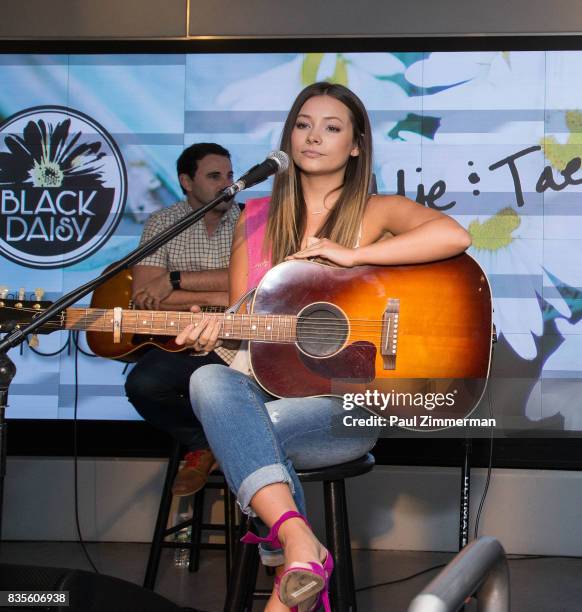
[[190, 363, 228, 392], [189, 364, 264, 420], [189, 363, 232, 415]]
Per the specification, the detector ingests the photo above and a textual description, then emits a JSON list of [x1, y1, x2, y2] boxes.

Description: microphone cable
[[357, 383, 498, 594], [355, 553, 582, 595], [72, 330, 100, 574], [473, 381, 495, 539], [26, 332, 71, 357], [71, 330, 99, 358]]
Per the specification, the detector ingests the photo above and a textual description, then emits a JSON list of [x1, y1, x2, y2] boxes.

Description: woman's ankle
[[277, 519, 325, 565], [276, 516, 313, 547]]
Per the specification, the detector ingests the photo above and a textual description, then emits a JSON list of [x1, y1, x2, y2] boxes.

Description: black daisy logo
[[0, 106, 126, 269], [0, 117, 106, 189]]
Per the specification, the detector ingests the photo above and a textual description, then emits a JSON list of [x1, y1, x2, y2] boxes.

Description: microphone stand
[[0, 189, 233, 542]]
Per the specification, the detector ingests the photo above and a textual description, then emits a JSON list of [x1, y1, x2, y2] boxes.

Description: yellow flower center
[[29, 160, 64, 188]]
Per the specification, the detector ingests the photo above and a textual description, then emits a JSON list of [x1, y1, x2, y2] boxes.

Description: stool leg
[[224, 484, 237, 584], [324, 479, 357, 612], [189, 487, 206, 572], [143, 442, 182, 590], [244, 552, 260, 612], [224, 516, 259, 612]]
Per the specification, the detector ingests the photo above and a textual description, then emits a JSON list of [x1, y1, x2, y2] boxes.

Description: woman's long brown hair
[[265, 82, 373, 265]]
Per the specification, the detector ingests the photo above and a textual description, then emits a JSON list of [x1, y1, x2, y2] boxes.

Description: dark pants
[[125, 347, 226, 451]]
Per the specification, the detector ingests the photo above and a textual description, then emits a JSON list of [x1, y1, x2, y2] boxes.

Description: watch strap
[[169, 270, 181, 290]]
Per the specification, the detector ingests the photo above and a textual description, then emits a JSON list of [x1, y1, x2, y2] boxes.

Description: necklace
[[306, 199, 333, 215], [308, 204, 330, 215]]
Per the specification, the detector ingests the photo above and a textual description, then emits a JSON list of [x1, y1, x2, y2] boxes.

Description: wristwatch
[[169, 270, 181, 290]]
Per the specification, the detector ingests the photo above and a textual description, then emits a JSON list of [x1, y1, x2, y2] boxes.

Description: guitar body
[[1, 254, 492, 418], [249, 254, 492, 419], [86, 264, 183, 362]]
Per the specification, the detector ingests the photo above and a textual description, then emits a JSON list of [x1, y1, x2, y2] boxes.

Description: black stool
[[224, 453, 375, 612], [143, 441, 238, 590]]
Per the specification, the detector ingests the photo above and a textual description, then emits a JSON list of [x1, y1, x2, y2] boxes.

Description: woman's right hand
[[175, 305, 223, 353]]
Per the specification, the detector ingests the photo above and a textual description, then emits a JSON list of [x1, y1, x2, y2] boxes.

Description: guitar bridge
[[381, 298, 400, 370]]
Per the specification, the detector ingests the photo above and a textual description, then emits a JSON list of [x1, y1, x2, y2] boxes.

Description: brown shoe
[[172, 449, 216, 497]]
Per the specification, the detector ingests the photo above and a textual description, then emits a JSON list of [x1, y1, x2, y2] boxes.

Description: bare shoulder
[[365, 194, 409, 214], [359, 195, 402, 244], [364, 193, 421, 223], [364, 194, 448, 235]]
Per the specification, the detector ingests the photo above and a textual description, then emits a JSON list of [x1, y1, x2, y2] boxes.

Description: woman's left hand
[[175, 305, 223, 353], [285, 237, 358, 267]]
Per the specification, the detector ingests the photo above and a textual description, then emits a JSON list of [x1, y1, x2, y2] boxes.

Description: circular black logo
[[0, 106, 127, 269]]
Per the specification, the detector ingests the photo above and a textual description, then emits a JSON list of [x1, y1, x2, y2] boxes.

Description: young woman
[[175, 82, 471, 612]]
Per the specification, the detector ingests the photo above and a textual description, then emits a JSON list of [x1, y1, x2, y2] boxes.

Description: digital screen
[[1, 49, 580, 432]]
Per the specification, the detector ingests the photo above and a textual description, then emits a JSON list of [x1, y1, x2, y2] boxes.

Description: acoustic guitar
[[85, 264, 224, 362], [0, 255, 493, 419]]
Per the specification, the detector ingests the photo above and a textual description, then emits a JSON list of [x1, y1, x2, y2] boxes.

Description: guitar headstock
[[0, 286, 56, 335]]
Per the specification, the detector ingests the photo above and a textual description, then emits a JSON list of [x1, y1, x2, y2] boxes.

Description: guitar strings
[[6, 306, 404, 345], [23, 322, 387, 342], [19, 333, 387, 348], [18, 320, 392, 333], [8, 321, 391, 335], [28, 336, 385, 348], [8, 306, 396, 326], [6, 312, 397, 337], [6, 321, 392, 335], [13, 322, 389, 345]]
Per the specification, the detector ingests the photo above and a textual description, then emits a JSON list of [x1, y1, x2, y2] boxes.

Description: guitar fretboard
[[64, 308, 298, 343]]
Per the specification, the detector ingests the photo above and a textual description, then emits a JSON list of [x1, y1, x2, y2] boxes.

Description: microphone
[[222, 151, 289, 197]]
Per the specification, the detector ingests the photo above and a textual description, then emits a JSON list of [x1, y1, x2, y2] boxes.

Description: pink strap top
[[245, 196, 272, 290], [229, 196, 272, 376]]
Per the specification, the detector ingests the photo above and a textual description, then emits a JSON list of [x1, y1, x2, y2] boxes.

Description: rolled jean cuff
[[237, 463, 294, 516], [259, 544, 285, 567]]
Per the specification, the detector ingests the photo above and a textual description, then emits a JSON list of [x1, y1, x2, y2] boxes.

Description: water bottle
[[173, 512, 192, 568]]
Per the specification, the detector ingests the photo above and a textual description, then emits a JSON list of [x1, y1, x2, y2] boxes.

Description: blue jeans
[[189, 363, 379, 566]]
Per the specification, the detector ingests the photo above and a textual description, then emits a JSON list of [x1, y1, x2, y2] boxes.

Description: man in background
[[126, 143, 239, 496]]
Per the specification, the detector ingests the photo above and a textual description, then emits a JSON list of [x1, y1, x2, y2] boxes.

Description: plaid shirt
[[137, 200, 240, 364]]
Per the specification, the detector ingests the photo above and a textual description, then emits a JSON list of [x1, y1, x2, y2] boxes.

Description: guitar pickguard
[[298, 341, 376, 382]]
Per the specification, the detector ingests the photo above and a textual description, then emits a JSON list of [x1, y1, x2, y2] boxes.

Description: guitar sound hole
[[296, 303, 348, 358]]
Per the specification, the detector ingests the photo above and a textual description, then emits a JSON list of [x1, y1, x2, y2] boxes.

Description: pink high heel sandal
[[241, 510, 334, 612]]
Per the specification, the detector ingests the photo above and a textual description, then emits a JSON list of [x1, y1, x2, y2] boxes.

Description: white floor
[[0, 541, 581, 611]]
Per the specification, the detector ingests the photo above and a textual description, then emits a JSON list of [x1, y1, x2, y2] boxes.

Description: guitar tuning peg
[[28, 334, 39, 349], [18, 287, 25, 301], [34, 288, 45, 301]]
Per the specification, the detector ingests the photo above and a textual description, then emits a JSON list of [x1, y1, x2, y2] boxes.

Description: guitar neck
[[64, 307, 298, 343]]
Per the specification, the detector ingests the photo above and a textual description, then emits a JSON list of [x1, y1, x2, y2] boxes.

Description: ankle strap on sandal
[[240, 510, 310, 548]]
